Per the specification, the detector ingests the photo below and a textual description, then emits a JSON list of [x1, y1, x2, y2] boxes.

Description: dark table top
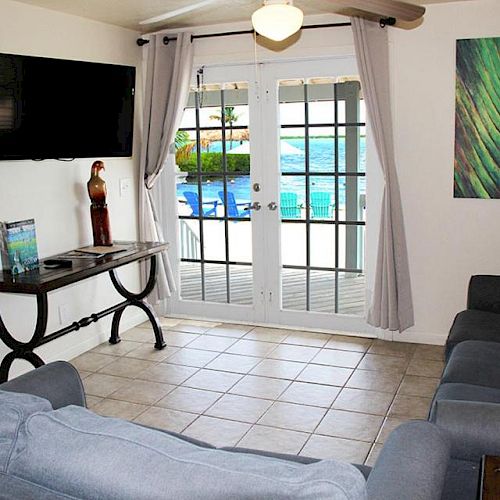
[[0, 241, 168, 295]]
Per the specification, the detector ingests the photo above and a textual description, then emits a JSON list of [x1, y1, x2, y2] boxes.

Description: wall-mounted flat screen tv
[[0, 53, 135, 160]]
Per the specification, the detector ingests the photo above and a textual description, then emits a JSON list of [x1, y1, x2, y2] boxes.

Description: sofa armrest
[[0, 361, 86, 409], [432, 399, 500, 461], [366, 421, 450, 500], [467, 275, 500, 313]]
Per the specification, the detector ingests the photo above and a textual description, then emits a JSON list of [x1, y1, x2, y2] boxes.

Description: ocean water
[[177, 137, 366, 207]]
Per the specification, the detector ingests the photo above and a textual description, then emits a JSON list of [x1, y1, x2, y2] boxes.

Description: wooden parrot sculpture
[[87, 161, 113, 246]]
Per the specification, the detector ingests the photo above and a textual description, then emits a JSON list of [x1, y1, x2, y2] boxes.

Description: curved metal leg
[[0, 293, 48, 351], [108, 255, 165, 350], [109, 307, 125, 345], [0, 293, 48, 382], [0, 350, 45, 383], [131, 300, 166, 350], [109, 255, 157, 302]]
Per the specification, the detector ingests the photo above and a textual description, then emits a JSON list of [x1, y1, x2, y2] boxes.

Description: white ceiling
[[13, 0, 471, 32]]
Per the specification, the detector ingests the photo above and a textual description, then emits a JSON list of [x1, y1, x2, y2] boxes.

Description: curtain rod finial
[[137, 38, 150, 46], [379, 17, 396, 28]]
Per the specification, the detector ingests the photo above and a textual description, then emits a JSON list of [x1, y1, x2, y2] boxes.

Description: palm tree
[[209, 106, 240, 147], [174, 130, 195, 164]]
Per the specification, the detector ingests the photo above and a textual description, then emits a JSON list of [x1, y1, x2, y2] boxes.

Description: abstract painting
[[454, 37, 500, 199]]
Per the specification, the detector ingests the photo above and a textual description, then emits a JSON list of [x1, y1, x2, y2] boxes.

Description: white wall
[[389, 0, 500, 344], [0, 0, 144, 376]]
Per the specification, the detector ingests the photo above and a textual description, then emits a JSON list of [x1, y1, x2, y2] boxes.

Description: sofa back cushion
[[468, 275, 500, 314], [9, 405, 367, 500]]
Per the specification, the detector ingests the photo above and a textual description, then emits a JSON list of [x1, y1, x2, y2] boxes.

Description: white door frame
[[166, 57, 376, 336], [257, 57, 374, 335], [165, 63, 268, 324]]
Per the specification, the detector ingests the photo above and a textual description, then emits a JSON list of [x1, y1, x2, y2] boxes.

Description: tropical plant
[[175, 130, 195, 164], [177, 152, 250, 176], [209, 106, 240, 145], [175, 130, 190, 149]]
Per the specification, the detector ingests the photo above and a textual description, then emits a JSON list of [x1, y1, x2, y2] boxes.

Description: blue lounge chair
[[280, 192, 301, 219], [183, 191, 217, 217], [218, 191, 250, 218], [310, 192, 334, 219]]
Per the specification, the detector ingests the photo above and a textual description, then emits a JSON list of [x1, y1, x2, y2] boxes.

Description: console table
[[0, 241, 168, 382], [479, 455, 500, 500]]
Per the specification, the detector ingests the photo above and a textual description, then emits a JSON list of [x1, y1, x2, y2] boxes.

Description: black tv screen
[[0, 53, 135, 160]]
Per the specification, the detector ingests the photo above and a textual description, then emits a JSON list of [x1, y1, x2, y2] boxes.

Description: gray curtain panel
[[351, 17, 414, 332], [138, 33, 194, 303]]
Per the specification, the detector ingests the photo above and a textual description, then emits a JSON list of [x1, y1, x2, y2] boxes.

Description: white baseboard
[[380, 329, 447, 346], [55, 309, 146, 363], [57, 310, 144, 363], [8, 310, 146, 379], [161, 311, 449, 345]]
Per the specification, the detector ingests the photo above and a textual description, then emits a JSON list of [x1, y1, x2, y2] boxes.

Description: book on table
[[0, 219, 39, 274], [75, 244, 131, 257]]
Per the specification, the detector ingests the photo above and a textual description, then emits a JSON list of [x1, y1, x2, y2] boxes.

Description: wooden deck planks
[[180, 263, 365, 315]]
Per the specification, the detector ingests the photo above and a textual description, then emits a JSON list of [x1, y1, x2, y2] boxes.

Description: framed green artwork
[[454, 37, 499, 199]]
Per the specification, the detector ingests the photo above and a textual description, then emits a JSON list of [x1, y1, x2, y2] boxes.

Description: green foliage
[[175, 130, 191, 149], [177, 152, 250, 175], [209, 106, 240, 126]]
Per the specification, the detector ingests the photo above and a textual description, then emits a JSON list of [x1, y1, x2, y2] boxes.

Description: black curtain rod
[[136, 21, 360, 46]]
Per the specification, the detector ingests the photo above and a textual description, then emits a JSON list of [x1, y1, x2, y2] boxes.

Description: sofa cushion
[[441, 340, 500, 389], [0, 390, 52, 470], [430, 399, 500, 462], [467, 275, 500, 314], [223, 447, 371, 480], [430, 383, 500, 420], [434, 383, 500, 406], [446, 310, 500, 358], [365, 421, 450, 500], [9, 405, 367, 500]]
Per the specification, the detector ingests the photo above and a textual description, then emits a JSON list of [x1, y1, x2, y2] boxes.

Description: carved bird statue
[[87, 160, 113, 246], [87, 160, 107, 206]]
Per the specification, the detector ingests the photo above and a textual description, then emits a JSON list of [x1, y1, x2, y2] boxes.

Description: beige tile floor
[[72, 318, 445, 466]]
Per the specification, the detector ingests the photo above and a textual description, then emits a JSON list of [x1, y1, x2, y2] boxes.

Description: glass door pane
[[176, 82, 253, 306], [278, 79, 366, 316]]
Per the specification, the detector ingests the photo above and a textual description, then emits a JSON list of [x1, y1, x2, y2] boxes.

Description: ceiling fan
[[140, 0, 425, 41]]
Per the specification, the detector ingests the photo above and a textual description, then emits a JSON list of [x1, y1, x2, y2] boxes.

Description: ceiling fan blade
[[140, 0, 220, 25], [331, 0, 425, 22]]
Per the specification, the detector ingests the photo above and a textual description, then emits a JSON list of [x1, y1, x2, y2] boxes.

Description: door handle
[[245, 202, 261, 211], [267, 202, 278, 211]]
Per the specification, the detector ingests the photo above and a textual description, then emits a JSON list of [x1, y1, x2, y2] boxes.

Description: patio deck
[[180, 263, 365, 316]]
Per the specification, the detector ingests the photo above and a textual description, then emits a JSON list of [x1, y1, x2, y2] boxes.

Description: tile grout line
[[296, 339, 375, 459], [79, 319, 444, 459]]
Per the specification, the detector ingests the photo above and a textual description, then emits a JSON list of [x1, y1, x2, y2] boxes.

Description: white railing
[[179, 220, 200, 260]]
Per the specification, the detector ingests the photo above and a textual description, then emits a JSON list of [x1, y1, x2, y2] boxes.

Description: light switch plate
[[119, 178, 132, 197]]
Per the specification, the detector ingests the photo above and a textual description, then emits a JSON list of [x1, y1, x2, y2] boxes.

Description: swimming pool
[[177, 137, 366, 206]]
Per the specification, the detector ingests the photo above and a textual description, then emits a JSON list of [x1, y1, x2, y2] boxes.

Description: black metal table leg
[[108, 255, 166, 350], [109, 306, 126, 345], [0, 293, 48, 383]]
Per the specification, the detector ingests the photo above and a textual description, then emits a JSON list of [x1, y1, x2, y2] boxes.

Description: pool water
[[177, 137, 366, 206]]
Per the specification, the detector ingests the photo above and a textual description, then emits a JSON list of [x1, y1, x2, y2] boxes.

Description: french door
[[166, 58, 369, 334]]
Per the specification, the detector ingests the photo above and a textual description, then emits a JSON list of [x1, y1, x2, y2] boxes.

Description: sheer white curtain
[[351, 18, 414, 332], [138, 33, 194, 305]]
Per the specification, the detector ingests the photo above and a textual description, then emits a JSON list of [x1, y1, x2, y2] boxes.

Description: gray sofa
[[0, 362, 451, 500], [445, 275, 500, 359], [428, 274, 500, 499]]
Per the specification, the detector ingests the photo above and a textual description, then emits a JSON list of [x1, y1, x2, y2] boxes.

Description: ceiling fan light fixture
[[251, 0, 304, 42]]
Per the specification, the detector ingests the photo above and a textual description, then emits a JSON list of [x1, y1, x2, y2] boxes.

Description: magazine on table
[[0, 219, 39, 274]]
